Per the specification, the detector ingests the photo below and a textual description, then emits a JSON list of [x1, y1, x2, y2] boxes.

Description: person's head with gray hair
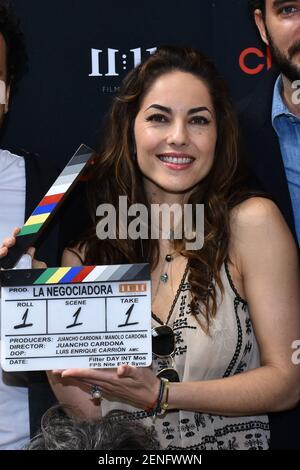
[[24, 406, 161, 450]]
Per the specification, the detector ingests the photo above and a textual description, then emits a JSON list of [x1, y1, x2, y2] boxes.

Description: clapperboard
[[0, 144, 95, 270], [0, 144, 152, 371], [1, 263, 152, 371]]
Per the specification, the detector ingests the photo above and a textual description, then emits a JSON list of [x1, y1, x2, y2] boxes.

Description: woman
[[8, 46, 299, 450]]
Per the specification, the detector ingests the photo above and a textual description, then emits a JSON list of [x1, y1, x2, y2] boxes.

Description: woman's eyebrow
[[144, 104, 212, 115], [272, 0, 299, 10], [145, 104, 172, 114], [188, 106, 212, 115]]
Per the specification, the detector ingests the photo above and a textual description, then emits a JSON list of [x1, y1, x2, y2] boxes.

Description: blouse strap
[[165, 260, 189, 325], [224, 259, 247, 304], [65, 248, 85, 265]]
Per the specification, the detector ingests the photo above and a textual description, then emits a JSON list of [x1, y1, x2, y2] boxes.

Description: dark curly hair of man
[[0, 0, 27, 87], [248, 0, 266, 18]]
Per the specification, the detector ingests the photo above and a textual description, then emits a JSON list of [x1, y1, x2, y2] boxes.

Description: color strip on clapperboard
[[0, 263, 150, 287], [0, 144, 95, 270]]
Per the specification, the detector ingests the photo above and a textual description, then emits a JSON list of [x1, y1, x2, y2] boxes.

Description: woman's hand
[[0, 226, 47, 269], [26, 247, 47, 269], [53, 365, 161, 411], [0, 227, 20, 258]]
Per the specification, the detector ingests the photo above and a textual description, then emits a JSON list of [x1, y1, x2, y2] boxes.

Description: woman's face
[[134, 71, 217, 199]]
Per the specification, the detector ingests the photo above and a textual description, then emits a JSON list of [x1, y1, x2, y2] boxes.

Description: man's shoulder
[[5, 147, 59, 189], [0, 147, 25, 165], [2, 146, 58, 171], [20, 148, 58, 175], [2, 147, 59, 212]]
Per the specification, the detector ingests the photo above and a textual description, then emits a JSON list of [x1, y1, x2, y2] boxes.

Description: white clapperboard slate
[[0, 263, 152, 371]]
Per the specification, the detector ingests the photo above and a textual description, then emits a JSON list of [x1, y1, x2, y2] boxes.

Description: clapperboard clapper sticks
[[0, 144, 95, 270]]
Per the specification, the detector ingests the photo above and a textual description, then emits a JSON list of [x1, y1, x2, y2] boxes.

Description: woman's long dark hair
[[78, 45, 259, 332]]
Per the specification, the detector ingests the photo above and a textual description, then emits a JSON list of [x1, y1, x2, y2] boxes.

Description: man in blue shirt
[[272, 75, 300, 246], [238, 0, 300, 450], [240, 0, 300, 247]]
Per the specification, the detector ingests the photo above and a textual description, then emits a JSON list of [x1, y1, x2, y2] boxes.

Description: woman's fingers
[[3, 227, 20, 247], [61, 368, 117, 383], [32, 259, 47, 269], [53, 370, 113, 397], [26, 247, 47, 269], [0, 245, 8, 258], [57, 366, 158, 410], [61, 365, 141, 382], [0, 238, 15, 258], [0, 228, 45, 269], [27, 247, 36, 258], [13, 227, 21, 237], [117, 364, 136, 378], [0, 227, 21, 258], [2, 235, 16, 248]]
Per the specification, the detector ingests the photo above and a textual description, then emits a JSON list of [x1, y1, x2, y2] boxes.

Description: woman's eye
[[280, 6, 299, 15], [146, 114, 168, 123], [191, 116, 210, 125]]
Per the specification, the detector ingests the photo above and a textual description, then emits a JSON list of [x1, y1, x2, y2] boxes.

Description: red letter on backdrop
[[239, 47, 265, 75]]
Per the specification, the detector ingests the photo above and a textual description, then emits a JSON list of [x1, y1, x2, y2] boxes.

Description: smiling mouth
[[157, 154, 195, 164]]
